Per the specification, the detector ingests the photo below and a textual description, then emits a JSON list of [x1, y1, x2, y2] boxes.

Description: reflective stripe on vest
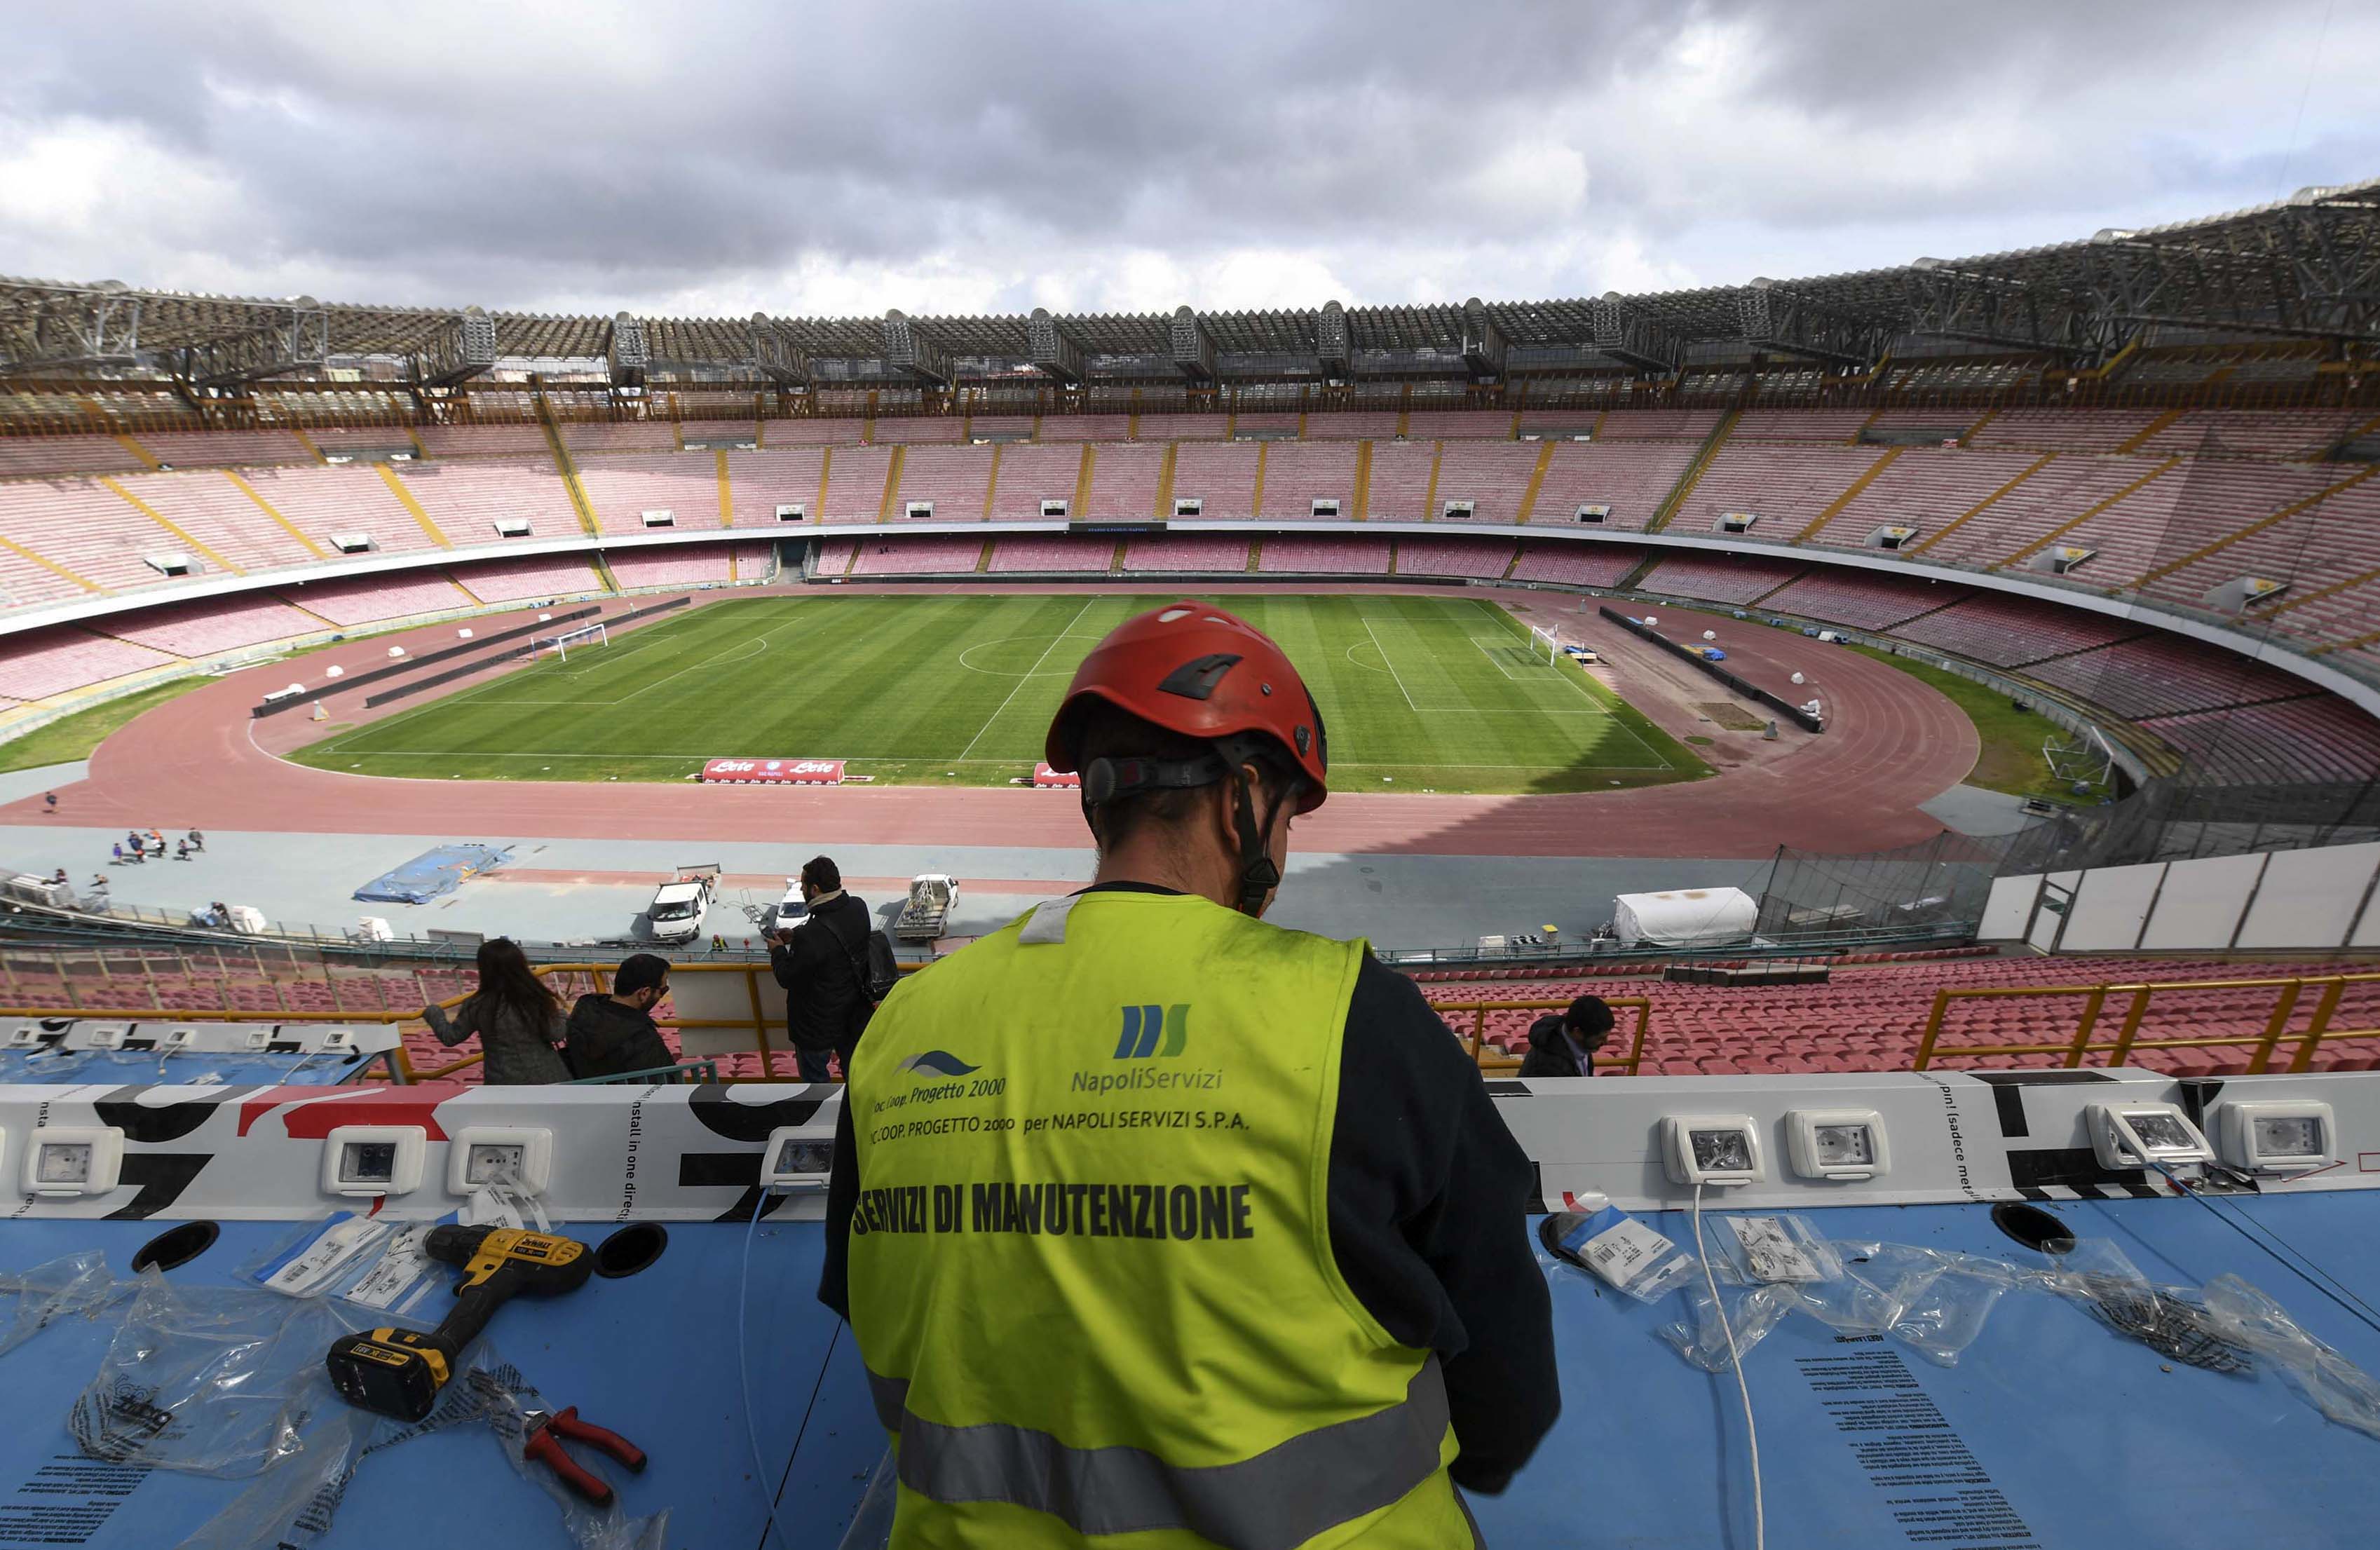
[[845, 890, 1470, 1548], [864, 1359, 1453, 1550]]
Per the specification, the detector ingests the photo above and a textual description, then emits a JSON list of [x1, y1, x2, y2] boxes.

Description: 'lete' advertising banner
[[701, 759, 846, 785], [1032, 762, 1082, 789]]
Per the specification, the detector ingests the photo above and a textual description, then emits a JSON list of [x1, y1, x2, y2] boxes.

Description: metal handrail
[[1912, 972, 2380, 1073], [571, 1059, 721, 1086]]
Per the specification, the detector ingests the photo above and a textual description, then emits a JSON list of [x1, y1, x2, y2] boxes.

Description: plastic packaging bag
[[240, 1215, 399, 1300], [836, 1446, 899, 1550], [0, 1251, 123, 1359], [1541, 1206, 1700, 1303], [1659, 1279, 1802, 1371], [1711, 1214, 1842, 1286], [68, 1272, 379, 1477], [2201, 1274, 2380, 1440], [2035, 1239, 2255, 1375], [171, 1351, 669, 1550], [1797, 1242, 2013, 1367]]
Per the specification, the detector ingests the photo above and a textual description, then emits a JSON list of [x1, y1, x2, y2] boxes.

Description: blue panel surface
[[0, 1050, 359, 1087], [1, 1195, 2376, 1548]]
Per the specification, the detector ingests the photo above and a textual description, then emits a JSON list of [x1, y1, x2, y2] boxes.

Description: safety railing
[[571, 1059, 721, 1086], [1912, 972, 2380, 1074], [1429, 997, 1653, 1075]]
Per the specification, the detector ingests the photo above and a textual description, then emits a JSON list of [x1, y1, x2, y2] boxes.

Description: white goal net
[[531, 622, 608, 662], [1529, 624, 1562, 665]]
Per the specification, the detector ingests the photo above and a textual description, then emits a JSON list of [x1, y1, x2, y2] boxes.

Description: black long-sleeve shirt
[[817, 885, 1560, 1495]]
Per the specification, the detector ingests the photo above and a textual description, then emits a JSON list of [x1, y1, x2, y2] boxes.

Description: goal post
[[1529, 624, 1561, 665], [532, 622, 608, 662]]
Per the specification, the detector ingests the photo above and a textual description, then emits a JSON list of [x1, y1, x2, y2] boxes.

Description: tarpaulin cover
[[352, 845, 512, 905]]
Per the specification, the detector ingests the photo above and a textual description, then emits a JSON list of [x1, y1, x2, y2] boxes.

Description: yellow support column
[[715, 449, 734, 527], [1073, 444, 1096, 516], [292, 428, 329, 464], [0, 534, 99, 593], [982, 443, 1003, 522], [2138, 465, 2378, 585], [1153, 442, 1177, 519], [1250, 443, 1267, 519], [1911, 454, 2055, 553], [1514, 440, 1556, 524], [2114, 409, 2183, 454], [372, 465, 455, 547], [1421, 442, 1444, 522], [2002, 458, 2177, 566], [876, 445, 907, 524], [815, 446, 834, 522], [113, 434, 162, 470], [1792, 447, 1903, 542], [1351, 442, 1372, 522], [223, 471, 327, 558], [100, 476, 240, 571]]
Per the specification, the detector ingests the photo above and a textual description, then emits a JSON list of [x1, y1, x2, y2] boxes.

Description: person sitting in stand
[[564, 953, 677, 1080], [1517, 994, 1614, 1079], [186, 829, 205, 852], [422, 938, 571, 1085], [174, 840, 191, 861]]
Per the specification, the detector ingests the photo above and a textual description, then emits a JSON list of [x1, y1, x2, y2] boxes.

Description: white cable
[[1693, 1182, 1764, 1550]]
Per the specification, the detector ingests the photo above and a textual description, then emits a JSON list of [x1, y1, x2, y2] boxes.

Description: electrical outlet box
[[321, 1125, 428, 1198], [1661, 1114, 1764, 1187], [2087, 1102, 2212, 1171], [21, 1127, 125, 1198], [1786, 1108, 1889, 1181], [761, 1126, 834, 1192], [446, 1127, 554, 1196], [2215, 1100, 2334, 1176]]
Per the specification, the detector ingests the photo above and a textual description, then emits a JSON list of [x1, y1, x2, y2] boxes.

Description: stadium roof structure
[[2, 179, 2373, 394]]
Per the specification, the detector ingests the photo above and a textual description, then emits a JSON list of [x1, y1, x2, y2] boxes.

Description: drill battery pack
[[326, 1327, 453, 1422]]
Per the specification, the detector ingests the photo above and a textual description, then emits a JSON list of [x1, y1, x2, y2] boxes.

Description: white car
[[770, 878, 809, 933], [646, 864, 721, 944]]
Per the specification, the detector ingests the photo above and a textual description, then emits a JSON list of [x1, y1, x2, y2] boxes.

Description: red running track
[[1, 587, 1978, 858]]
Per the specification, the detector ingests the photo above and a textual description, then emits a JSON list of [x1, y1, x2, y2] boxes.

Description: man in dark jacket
[[565, 953, 676, 1079], [1517, 993, 1614, 1078], [767, 856, 870, 1082]]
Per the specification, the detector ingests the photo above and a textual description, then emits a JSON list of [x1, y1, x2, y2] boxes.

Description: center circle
[[956, 635, 1082, 677]]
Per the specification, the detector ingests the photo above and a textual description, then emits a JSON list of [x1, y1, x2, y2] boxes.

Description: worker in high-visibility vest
[[820, 600, 1557, 1546]]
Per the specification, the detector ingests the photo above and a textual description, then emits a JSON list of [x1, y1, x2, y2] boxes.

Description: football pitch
[[292, 594, 1711, 794]]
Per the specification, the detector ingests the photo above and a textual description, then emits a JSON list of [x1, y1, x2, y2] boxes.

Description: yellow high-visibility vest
[[845, 889, 1472, 1549]]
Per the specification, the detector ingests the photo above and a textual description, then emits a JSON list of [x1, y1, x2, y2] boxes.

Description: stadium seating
[[0, 434, 151, 478], [1083, 444, 1165, 522], [1673, 444, 1890, 538], [1403, 410, 1513, 441], [1970, 409, 2166, 454], [1508, 542, 1645, 587], [1529, 440, 1704, 531], [1167, 442, 1262, 518], [2135, 467, 2380, 612], [1258, 536, 1392, 575], [1888, 592, 2144, 668], [820, 446, 897, 522], [1755, 570, 1971, 630], [1638, 552, 1807, 605], [575, 454, 723, 536], [721, 448, 824, 527], [847, 538, 984, 576], [1861, 409, 1978, 441], [1361, 442, 1439, 522], [135, 430, 313, 470], [1396, 538, 1516, 580], [1800, 446, 2048, 550], [1121, 535, 1252, 572], [308, 428, 420, 460], [1596, 409, 1723, 439], [415, 426, 551, 458], [560, 422, 676, 455], [95, 594, 322, 658], [1729, 408, 1871, 442], [988, 536, 1111, 572], [2134, 409, 2363, 461], [1129, 413, 1228, 442], [1909, 454, 2175, 568], [2048, 461, 2355, 586], [2138, 696, 2380, 785], [766, 418, 871, 446], [0, 626, 178, 701], [386, 460, 576, 545], [871, 418, 964, 445], [986, 443, 1087, 521], [274, 571, 474, 627], [1301, 412, 1403, 441], [678, 419, 759, 447], [1256, 442, 1361, 519], [109, 470, 324, 573], [458, 553, 607, 601], [1427, 442, 1538, 524], [893, 444, 995, 521], [2022, 634, 2316, 719]]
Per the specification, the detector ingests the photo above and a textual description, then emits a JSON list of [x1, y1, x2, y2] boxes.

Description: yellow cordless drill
[[325, 1225, 592, 1421]]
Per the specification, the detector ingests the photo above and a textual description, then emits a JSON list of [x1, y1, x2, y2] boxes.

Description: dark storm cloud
[[0, 0, 2368, 313]]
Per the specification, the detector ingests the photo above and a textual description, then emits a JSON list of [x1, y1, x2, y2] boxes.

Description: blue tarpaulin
[[353, 843, 512, 904]]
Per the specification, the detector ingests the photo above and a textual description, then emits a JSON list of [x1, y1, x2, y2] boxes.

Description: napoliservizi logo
[[1113, 1003, 1189, 1060], [898, 1050, 980, 1077]]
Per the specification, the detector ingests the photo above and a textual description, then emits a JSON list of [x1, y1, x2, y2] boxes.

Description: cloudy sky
[[2, 1, 2371, 320]]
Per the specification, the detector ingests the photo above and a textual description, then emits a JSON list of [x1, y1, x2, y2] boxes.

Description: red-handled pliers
[[522, 1406, 647, 1506]]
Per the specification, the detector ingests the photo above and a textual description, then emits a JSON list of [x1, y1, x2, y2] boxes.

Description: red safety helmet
[[1046, 600, 1329, 811]]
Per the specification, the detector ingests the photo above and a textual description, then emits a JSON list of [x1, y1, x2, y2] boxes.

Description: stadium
[[2, 12, 2379, 1546]]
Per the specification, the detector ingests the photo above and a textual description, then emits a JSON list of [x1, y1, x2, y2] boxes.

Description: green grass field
[[291, 594, 1712, 794]]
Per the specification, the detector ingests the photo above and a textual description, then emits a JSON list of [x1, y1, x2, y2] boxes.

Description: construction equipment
[[325, 1225, 592, 1421]]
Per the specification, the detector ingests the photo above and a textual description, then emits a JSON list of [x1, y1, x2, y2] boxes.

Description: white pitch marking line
[[957, 597, 1096, 761], [1360, 618, 1422, 713]]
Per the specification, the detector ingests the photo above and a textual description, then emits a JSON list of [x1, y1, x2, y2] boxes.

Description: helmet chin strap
[[1228, 767, 1281, 918]]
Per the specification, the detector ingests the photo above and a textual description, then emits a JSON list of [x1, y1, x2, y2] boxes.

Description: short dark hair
[[1071, 699, 1298, 852], [1565, 995, 1614, 1045], [801, 856, 841, 892], [615, 953, 670, 997]]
